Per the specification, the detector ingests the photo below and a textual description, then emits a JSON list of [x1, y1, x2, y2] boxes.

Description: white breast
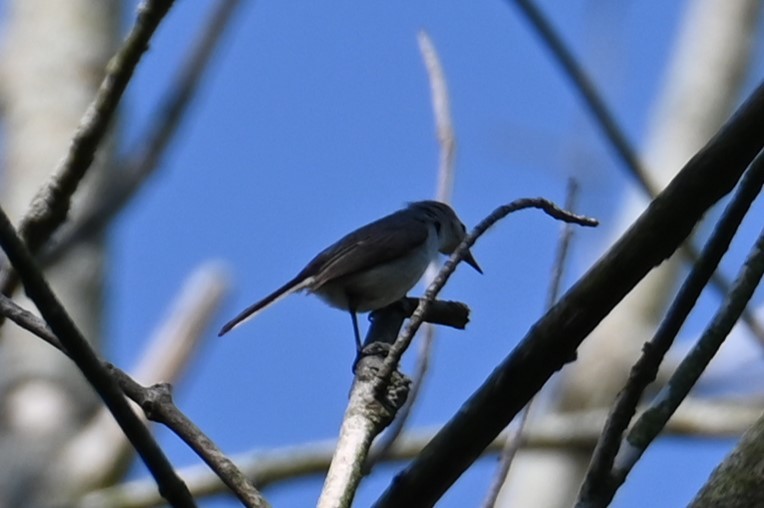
[[314, 223, 440, 312]]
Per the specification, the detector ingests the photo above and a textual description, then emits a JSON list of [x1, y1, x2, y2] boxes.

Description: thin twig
[[374, 198, 598, 387], [482, 179, 580, 508], [0, 0, 177, 297], [578, 149, 764, 505], [0, 292, 269, 508], [0, 205, 194, 507], [509, 0, 654, 194], [41, 0, 243, 267], [367, 28, 458, 470], [322, 200, 596, 507], [546, 179, 579, 309], [419, 29, 457, 204]]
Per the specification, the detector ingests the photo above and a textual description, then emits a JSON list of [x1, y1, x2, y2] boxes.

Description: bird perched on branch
[[219, 200, 481, 350]]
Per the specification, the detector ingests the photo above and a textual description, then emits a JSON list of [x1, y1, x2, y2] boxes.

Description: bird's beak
[[463, 249, 483, 274]]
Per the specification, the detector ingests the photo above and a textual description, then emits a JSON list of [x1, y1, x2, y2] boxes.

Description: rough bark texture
[[690, 411, 764, 508], [0, 1, 119, 505]]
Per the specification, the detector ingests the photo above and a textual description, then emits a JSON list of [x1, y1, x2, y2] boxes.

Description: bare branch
[[41, 0, 244, 266], [319, 197, 595, 506], [0, 0, 178, 297], [418, 29, 457, 203], [0, 271, 270, 508], [56, 264, 230, 489], [578, 149, 764, 505], [83, 399, 762, 507], [367, 29, 461, 470], [375, 198, 597, 386], [483, 179, 580, 508], [581, 228, 764, 507], [317, 344, 410, 508], [0, 204, 194, 506], [373, 80, 764, 508]]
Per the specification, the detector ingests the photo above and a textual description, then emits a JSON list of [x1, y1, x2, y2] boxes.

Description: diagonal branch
[[367, 28, 460, 470], [319, 199, 595, 508], [0, 204, 194, 506], [0, 288, 270, 508], [0, 0, 177, 297], [41, 0, 243, 267], [600, 229, 764, 506], [373, 80, 764, 508], [482, 179, 581, 508], [507, 0, 764, 346], [578, 148, 764, 504]]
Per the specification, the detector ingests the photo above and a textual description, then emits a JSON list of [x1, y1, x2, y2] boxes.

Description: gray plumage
[[218, 200, 481, 348]]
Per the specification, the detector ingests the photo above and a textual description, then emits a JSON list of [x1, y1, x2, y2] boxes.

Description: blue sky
[[107, 1, 764, 506]]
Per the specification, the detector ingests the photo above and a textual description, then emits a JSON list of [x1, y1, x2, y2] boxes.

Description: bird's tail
[[218, 275, 312, 336]]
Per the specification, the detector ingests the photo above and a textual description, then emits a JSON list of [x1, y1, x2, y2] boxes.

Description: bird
[[218, 200, 482, 350]]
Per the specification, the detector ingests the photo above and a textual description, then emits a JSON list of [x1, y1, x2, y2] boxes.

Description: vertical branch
[[418, 30, 457, 203], [482, 179, 579, 508], [367, 29, 460, 469]]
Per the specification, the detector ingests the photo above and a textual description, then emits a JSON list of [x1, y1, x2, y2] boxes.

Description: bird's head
[[409, 200, 482, 274]]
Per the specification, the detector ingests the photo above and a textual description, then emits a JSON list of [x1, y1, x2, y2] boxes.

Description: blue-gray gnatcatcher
[[218, 200, 481, 349]]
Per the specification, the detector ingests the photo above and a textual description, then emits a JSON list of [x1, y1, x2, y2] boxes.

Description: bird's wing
[[301, 210, 429, 288]]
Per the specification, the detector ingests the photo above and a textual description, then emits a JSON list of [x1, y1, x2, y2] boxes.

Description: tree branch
[[0, 0, 177, 297], [578, 147, 764, 504], [507, 0, 764, 347], [0, 282, 270, 508], [40, 0, 243, 267], [482, 178, 580, 508], [372, 80, 764, 508], [581, 228, 764, 507], [0, 204, 194, 506], [83, 399, 762, 507]]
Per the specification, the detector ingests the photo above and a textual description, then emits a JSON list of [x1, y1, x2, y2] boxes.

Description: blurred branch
[[83, 399, 762, 507], [579, 149, 764, 504], [56, 264, 232, 490], [41, 0, 243, 267], [0, 0, 177, 298], [373, 81, 764, 508], [507, 0, 764, 347], [367, 29, 460, 470], [0, 268, 269, 508], [0, 204, 194, 506], [483, 178, 580, 508], [582, 228, 764, 507], [419, 29, 457, 203]]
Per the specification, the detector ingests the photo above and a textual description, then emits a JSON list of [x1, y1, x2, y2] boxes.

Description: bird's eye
[[434, 221, 442, 234]]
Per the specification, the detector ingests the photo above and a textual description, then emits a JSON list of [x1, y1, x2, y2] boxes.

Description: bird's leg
[[349, 309, 362, 352]]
